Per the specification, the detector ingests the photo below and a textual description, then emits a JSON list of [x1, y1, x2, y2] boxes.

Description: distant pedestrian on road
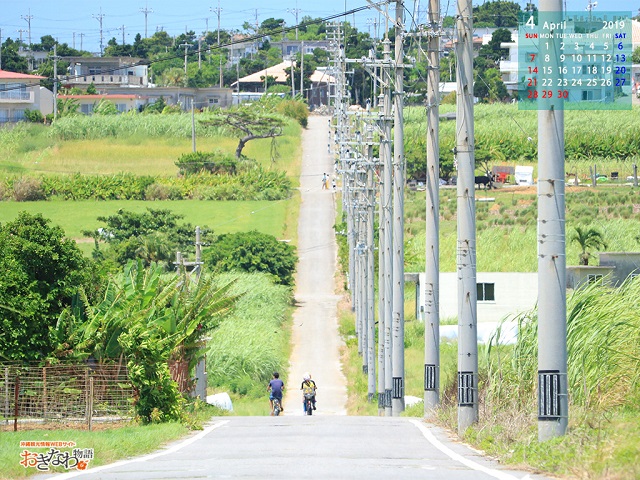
[[322, 173, 328, 190], [332, 177, 336, 190]]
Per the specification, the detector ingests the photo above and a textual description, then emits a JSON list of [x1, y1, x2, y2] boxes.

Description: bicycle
[[304, 393, 314, 416], [273, 398, 282, 416]]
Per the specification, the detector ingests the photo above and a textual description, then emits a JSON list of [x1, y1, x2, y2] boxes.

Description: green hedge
[[0, 169, 292, 202]]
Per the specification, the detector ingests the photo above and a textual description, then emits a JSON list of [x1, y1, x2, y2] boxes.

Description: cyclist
[[267, 372, 284, 415], [300, 372, 317, 412]]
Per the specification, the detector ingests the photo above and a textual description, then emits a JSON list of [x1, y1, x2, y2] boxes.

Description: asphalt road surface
[[43, 416, 550, 480], [39, 116, 550, 480]]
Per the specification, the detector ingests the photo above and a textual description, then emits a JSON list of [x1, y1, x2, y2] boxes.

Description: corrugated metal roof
[[0, 69, 45, 80], [236, 60, 295, 84]]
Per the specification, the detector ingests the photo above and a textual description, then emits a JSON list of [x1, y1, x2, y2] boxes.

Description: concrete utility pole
[[79, 33, 85, 52], [378, 37, 393, 416], [93, 9, 105, 55], [21, 9, 33, 49], [537, 0, 568, 442], [0, 28, 3, 70], [455, 0, 478, 435], [17, 29, 26, 51], [300, 42, 304, 100], [117, 25, 126, 46], [381, 37, 394, 417], [287, 3, 302, 40], [366, 120, 376, 402], [424, 0, 441, 415], [180, 42, 190, 81], [141, 6, 153, 39], [53, 43, 59, 120], [211, 1, 223, 88], [391, 0, 405, 416]]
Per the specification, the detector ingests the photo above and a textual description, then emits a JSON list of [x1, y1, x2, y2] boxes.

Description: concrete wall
[[566, 266, 615, 289], [414, 272, 538, 323], [598, 252, 640, 286]]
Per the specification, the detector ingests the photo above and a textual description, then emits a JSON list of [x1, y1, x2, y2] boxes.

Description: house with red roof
[[0, 69, 53, 123]]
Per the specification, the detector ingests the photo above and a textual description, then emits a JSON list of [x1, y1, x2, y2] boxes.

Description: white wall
[[416, 272, 538, 323]]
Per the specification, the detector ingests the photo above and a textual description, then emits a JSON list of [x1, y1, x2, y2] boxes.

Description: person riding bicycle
[[300, 372, 317, 411], [267, 371, 284, 415]]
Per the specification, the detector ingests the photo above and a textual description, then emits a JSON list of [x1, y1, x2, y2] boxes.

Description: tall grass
[[405, 104, 640, 173], [404, 188, 640, 273], [489, 279, 640, 411], [0, 199, 292, 240], [49, 113, 226, 140], [206, 273, 292, 399]]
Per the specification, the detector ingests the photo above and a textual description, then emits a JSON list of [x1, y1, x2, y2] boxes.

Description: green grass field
[[0, 199, 294, 242]]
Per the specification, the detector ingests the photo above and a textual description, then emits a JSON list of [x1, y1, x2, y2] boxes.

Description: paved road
[[44, 416, 549, 480], [284, 115, 346, 415], [40, 115, 550, 480]]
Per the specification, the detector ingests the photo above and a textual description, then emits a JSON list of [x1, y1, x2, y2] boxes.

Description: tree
[[87, 208, 212, 268], [93, 98, 118, 115], [0, 213, 85, 361], [0, 38, 29, 73], [571, 226, 607, 265], [201, 106, 286, 158], [475, 68, 508, 102], [204, 231, 297, 286], [473, 1, 521, 28]]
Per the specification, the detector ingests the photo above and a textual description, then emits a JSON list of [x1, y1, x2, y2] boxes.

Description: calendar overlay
[[518, 11, 632, 110]]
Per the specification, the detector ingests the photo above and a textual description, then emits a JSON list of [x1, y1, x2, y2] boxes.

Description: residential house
[[271, 40, 330, 59], [0, 69, 53, 123], [58, 57, 149, 89], [232, 60, 295, 93], [226, 34, 260, 66], [57, 94, 146, 115], [105, 86, 233, 111], [409, 253, 640, 324]]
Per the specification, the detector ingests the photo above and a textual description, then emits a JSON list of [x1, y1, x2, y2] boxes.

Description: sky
[[0, 0, 637, 54]]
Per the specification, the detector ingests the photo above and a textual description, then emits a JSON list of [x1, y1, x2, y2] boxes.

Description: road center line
[[50, 420, 230, 479], [409, 419, 522, 480]]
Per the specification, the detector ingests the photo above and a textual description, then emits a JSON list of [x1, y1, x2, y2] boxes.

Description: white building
[[0, 69, 53, 123]]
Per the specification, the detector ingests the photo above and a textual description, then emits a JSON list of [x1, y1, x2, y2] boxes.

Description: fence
[[1, 363, 134, 431]]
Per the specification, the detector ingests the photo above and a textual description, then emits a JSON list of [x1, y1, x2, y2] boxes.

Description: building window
[[0, 82, 28, 100], [587, 274, 603, 284], [477, 283, 495, 302], [116, 104, 127, 113], [0, 109, 9, 123], [208, 98, 219, 105], [81, 104, 94, 115]]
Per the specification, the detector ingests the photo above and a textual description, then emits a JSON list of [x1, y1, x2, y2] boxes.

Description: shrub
[[23, 109, 45, 123], [175, 150, 237, 176], [144, 183, 182, 200], [13, 177, 46, 201], [275, 99, 309, 128], [204, 231, 297, 286]]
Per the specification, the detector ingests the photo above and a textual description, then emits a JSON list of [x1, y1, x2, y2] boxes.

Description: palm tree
[[571, 226, 607, 265]]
